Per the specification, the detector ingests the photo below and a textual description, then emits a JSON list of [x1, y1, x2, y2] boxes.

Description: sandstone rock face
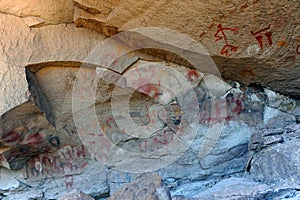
[[0, 13, 104, 116], [0, 1, 300, 200], [0, 62, 28, 116], [1, 14, 102, 77], [73, 0, 300, 99], [0, 14, 31, 116], [0, 0, 74, 26], [24, 57, 268, 175], [1, 56, 299, 199]]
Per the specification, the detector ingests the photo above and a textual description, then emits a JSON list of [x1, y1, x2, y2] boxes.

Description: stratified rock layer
[[0, 0, 299, 199], [73, 0, 300, 98], [247, 124, 300, 185]]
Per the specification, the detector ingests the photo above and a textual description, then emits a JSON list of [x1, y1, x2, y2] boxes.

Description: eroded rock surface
[[0, 0, 74, 26], [189, 177, 298, 200], [0, 1, 300, 199], [247, 124, 300, 185], [0, 13, 104, 116], [57, 189, 95, 200], [0, 102, 59, 170], [73, 0, 300, 98], [108, 173, 171, 200], [0, 160, 108, 200], [1, 58, 299, 199]]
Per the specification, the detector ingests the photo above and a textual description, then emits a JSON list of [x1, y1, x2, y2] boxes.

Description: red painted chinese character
[[250, 25, 272, 49], [214, 24, 239, 57]]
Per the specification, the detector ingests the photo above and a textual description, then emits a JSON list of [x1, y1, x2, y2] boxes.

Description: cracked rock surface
[[0, 0, 300, 199]]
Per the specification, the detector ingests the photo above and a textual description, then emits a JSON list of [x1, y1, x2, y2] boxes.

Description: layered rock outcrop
[[73, 0, 300, 98], [0, 0, 299, 200]]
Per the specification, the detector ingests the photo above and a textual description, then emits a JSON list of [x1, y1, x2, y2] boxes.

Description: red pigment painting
[[214, 23, 239, 56], [250, 25, 272, 49]]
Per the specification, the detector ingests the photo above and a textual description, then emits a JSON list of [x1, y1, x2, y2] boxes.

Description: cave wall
[[0, 1, 299, 200]]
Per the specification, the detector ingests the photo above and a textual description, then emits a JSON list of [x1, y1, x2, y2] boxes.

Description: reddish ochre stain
[[138, 84, 160, 98], [27, 145, 90, 178], [24, 132, 45, 145], [187, 70, 199, 82], [133, 67, 161, 99], [214, 23, 239, 56], [41, 156, 53, 175], [138, 130, 175, 151], [284, 55, 297, 64], [199, 95, 246, 125], [204, 101, 234, 124], [76, 145, 87, 158], [105, 116, 117, 128], [250, 25, 272, 49], [277, 41, 287, 47], [64, 175, 74, 189], [95, 152, 108, 162], [240, 69, 254, 78], [139, 140, 148, 152], [80, 162, 88, 170], [1, 131, 21, 144], [0, 154, 5, 162], [296, 44, 300, 55], [153, 130, 173, 145], [232, 98, 244, 115]]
